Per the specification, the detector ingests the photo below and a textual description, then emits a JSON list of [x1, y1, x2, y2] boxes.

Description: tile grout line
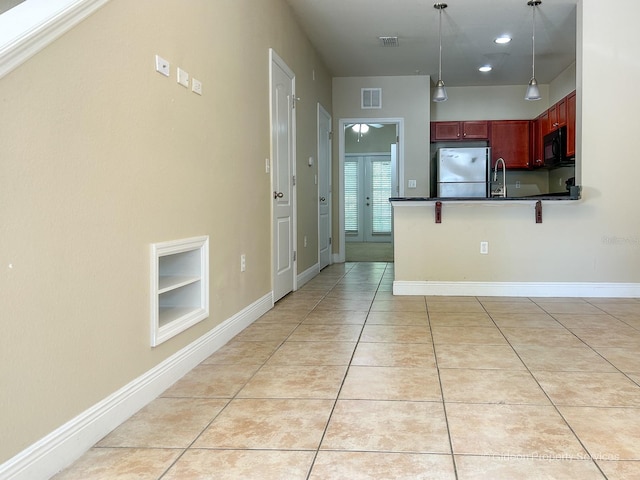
[[426, 295, 460, 480], [527, 299, 640, 393], [158, 264, 360, 479], [480, 298, 610, 478], [304, 262, 389, 480]]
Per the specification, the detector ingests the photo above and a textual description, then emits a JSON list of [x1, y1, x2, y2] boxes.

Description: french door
[[344, 154, 392, 243]]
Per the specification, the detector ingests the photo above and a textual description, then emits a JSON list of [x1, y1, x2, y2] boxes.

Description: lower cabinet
[[490, 120, 531, 169]]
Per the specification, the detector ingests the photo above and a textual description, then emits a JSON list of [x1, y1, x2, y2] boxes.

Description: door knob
[[273, 191, 284, 199], [319, 196, 326, 202]]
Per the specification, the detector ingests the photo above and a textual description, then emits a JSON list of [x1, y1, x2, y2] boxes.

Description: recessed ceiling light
[[479, 65, 493, 72], [494, 35, 512, 44]]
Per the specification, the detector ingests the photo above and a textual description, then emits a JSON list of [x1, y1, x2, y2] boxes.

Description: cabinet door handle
[[273, 191, 284, 199], [319, 196, 326, 202]]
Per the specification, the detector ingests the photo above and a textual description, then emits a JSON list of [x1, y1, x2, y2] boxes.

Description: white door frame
[[269, 49, 297, 301], [337, 117, 404, 263], [317, 103, 332, 270]]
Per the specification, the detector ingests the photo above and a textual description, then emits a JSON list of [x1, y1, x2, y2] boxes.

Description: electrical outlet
[[240, 254, 246, 272], [480, 241, 489, 255], [408, 179, 417, 189]]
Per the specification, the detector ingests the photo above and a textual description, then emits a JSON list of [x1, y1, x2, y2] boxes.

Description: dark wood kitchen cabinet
[[566, 91, 576, 157], [431, 121, 489, 141], [531, 90, 577, 164], [531, 118, 544, 167], [490, 120, 531, 169], [548, 97, 567, 131]]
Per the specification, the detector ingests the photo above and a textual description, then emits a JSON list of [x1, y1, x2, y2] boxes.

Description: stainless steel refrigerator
[[436, 147, 490, 198]]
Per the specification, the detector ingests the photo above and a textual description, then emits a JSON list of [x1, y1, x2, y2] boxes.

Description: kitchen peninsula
[[388, 191, 584, 299]]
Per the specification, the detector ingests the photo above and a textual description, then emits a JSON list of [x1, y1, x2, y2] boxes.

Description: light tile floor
[[53, 262, 640, 479]]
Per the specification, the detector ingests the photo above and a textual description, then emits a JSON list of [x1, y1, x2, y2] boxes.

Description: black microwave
[[543, 125, 568, 167]]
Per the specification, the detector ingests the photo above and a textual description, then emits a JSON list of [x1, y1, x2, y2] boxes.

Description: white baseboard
[[0, 293, 273, 480], [297, 262, 320, 289], [393, 281, 640, 298]]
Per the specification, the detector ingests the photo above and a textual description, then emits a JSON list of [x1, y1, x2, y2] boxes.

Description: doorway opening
[[339, 118, 403, 263]]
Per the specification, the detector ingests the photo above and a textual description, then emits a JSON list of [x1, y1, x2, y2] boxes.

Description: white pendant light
[[525, 0, 542, 101], [433, 3, 448, 102]]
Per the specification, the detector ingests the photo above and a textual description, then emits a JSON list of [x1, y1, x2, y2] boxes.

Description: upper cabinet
[[431, 90, 576, 169], [490, 120, 531, 169], [533, 90, 576, 164], [431, 121, 489, 141], [566, 91, 576, 157]]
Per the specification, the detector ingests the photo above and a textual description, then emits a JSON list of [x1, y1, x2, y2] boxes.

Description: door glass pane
[[371, 159, 392, 234]]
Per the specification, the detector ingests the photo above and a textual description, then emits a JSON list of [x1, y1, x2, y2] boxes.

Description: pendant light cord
[[438, 6, 443, 81], [531, 3, 536, 79]]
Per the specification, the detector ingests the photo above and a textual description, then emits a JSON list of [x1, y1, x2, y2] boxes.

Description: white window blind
[[344, 160, 359, 234], [371, 160, 392, 234]]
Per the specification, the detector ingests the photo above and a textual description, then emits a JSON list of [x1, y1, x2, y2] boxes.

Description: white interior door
[[318, 104, 332, 270], [270, 50, 295, 302]]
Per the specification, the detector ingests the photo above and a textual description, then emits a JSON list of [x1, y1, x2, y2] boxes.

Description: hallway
[[54, 262, 640, 479]]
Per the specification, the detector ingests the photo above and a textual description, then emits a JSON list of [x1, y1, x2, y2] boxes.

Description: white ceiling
[[284, 0, 577, 87]]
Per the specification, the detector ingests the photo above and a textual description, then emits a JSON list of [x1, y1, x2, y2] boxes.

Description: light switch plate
[[155, 55, 170, 77], [177, 68, 189, 87]]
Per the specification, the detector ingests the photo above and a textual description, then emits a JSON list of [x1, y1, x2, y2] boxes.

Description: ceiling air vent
[[361, 88, 382, 109], [379, 36, 399, 47]]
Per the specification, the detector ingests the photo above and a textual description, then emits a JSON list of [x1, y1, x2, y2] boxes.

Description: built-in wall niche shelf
[[150, 236, 209, 347]]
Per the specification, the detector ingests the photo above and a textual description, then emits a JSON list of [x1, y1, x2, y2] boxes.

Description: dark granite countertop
[[391, 192, 580, 202]]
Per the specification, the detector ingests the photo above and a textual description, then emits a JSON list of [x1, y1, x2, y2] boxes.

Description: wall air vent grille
[[379, 36, 399, 47], [361, 88, 382, 109]]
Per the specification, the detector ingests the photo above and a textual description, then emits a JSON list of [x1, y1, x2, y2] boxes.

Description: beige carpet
[[345, 242, 394, 262]]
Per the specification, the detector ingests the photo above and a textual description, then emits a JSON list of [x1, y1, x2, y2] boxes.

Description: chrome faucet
[[492, 157, 507, 197]]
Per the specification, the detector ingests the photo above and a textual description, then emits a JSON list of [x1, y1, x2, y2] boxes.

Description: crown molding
[[0, 0, 111, 79]]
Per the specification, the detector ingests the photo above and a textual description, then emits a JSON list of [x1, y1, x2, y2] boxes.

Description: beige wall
[[394, 0, 640, 285], [431, 84, 551, 121], [345, 124, 397, 154], [0, 0, 331, 462]]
